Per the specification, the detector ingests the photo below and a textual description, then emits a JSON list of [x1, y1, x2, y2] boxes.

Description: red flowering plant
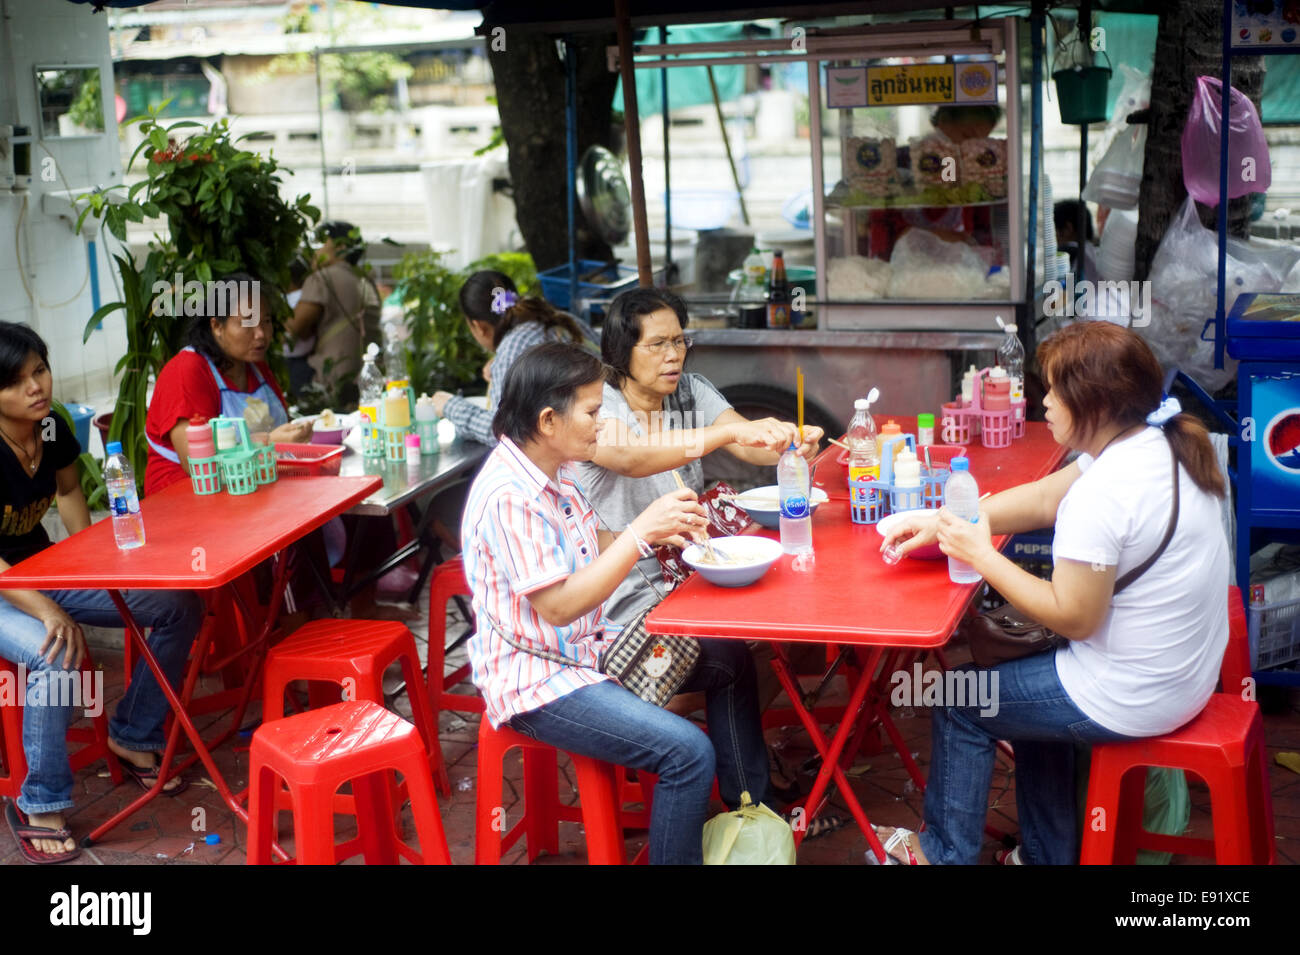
[[74, 104, 318, 491]]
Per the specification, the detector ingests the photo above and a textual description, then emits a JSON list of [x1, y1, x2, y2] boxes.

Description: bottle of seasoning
[[186, 419, 215, 459], [766, 249, 791, 329], [984, 367, 1011, 411], [876, 419, 903, 464], [917, 413, 935, 447]]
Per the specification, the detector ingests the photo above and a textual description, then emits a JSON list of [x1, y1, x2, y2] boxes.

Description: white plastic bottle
[[104, 441, 145, 551], [997, 323, 1025, 403], [358, 343, 384, 406], [777, 442, 813, 556], [846, 397, 879, 502], [943, 457, 981, 584]]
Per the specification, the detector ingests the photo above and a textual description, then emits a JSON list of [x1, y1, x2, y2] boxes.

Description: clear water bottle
[[104, 441, 145, 551], [777, 442, 813, 556], [943, 457, 981, 584], [997, 322, 1025, 402], [358, 342, 384, 406], [846, 397, 879, 504]]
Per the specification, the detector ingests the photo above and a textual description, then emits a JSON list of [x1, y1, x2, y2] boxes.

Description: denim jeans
[[509, 637, 772, 865], [917, 650, 1137, 866], [0, 588, 204, 815]]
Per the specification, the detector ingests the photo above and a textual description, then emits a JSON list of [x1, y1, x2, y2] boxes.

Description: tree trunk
[[1134, 0, 1263, 280], [487, 30, 619, 272]]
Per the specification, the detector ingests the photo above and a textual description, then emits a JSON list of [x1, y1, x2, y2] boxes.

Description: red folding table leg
[[770, 644, 888, 862]]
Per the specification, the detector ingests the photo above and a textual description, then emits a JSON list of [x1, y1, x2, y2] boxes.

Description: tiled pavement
[[3, 588, 1298, 866]]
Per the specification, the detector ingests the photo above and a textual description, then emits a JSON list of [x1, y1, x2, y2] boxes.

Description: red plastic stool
[[1080, 588, 1275, 865], [426, 557, 483, 717], [246, 700, 450, 865], [1, 652, 122, 800], [475, 721, 627, 865], [262, 619, 445, 811]]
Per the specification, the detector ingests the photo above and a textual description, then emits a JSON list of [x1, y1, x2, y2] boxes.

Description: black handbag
[[964, 442, 1180, 668]]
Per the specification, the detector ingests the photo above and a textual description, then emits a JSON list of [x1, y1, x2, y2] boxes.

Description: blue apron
[[147, 347, 289, 463]]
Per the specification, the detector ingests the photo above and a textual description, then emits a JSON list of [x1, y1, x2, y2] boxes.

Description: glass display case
[[808, 18, 1023, 330]]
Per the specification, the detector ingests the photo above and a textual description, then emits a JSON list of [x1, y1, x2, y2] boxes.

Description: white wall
[[0, 0, 128, 412]]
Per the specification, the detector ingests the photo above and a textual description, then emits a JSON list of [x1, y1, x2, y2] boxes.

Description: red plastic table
[[0, 475, 381, 852], [647, 419, 1068, 861]]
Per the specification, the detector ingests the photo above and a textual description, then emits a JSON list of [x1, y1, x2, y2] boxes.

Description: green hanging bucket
[[1053, 65, 1113, 125]]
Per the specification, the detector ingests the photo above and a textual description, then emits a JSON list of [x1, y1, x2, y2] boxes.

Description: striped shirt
[[442, 316, 598, 446], [461, 436, 611, 727]]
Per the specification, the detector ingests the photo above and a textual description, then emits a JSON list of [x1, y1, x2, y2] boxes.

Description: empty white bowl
[[875, 509, 943, 559], [732, 485, 829, 530], [682, 535, 784, 587]]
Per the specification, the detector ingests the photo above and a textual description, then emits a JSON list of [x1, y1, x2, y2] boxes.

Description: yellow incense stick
[[796, 367, 805, 445]]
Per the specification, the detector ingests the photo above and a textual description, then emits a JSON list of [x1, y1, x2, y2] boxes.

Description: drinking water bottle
[[997, 323, 1025, 402], [778, 442, 813, 556], [943, 457, 981, 584], [104, 441, 145, 551]]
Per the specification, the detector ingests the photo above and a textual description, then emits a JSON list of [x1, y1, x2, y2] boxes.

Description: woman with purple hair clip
[[431, 270, 596, 446]]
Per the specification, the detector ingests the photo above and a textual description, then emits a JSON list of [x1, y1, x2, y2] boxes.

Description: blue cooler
[[65, 402, 95, 453], [1226, 293, 1300, 361]]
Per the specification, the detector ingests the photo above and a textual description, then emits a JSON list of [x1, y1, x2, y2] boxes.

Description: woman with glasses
[[576, 286, 822, 633], [429, 271, 597, 446]]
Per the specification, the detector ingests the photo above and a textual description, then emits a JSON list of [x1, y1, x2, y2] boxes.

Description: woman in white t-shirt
[[875, 321, 1229, 865]]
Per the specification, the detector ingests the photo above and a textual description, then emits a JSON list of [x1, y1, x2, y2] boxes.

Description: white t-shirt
[[1053, 426, 1228, 737]]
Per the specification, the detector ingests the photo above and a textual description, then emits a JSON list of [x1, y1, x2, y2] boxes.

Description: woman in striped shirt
[[461, 342, 773, 864]]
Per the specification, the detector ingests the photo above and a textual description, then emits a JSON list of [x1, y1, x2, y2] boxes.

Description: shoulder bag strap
[[1112, 441, 1179, 596]]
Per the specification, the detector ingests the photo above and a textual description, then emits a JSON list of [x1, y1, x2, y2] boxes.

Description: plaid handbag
[[491, 602, 699, 708]]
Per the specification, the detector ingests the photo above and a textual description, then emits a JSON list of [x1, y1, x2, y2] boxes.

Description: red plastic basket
[[274, 443, 345, 476]]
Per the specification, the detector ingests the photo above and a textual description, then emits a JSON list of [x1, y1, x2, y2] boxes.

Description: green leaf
[[149, 127, 167, 152], [220, 188, 232, 213], [84, 302, 126, 341]]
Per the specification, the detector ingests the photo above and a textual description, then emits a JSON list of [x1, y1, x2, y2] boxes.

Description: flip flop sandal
[[4, 800, 81, 865], [865, 825, 921, 865], [119, 758, 189, 797], [993, 845, 1024, 865]]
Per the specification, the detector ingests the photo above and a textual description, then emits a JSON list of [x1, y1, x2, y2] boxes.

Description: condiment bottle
[[893, 447, 921, 487], [984, 367, 1011, 411], [876, 420, 902, 464], [961, 365, 978, 405], [186, 419, 215, 459], [215, 419, 239, 452], [917, 413, 935, 447], [384, 389, 411, 428]]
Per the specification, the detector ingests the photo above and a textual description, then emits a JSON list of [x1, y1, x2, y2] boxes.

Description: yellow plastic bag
[[702, 791, 796, 865]]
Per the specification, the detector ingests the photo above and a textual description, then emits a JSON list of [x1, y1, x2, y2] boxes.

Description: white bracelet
[[631, 530, 655, 558]]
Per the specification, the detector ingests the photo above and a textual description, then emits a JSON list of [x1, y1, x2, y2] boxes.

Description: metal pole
[[1215, 1, 1231, 371], [615, 0, 653, 285], [1077, 0, 1091, 284], [661, 25, 672, 282], [315, 48, 330, 220], [708, 65, 749, 225], [1027, 2, 1042, 319], [566, 37, 578, 312]]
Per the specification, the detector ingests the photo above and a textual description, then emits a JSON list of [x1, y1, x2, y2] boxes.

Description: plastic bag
[[1075, 749, 1190, 865], [1142, 197, 1300, 391], [701, 791, 795, 865], [886, 228, 990, 299], [1181, 76, 1271, 207], [1082, 125, 1146, 210]]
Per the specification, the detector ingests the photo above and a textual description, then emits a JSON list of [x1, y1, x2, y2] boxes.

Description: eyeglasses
[[635, 335, 693, 355]]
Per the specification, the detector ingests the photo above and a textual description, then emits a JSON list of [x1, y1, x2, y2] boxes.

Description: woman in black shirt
[[0, 323, 203, 863]]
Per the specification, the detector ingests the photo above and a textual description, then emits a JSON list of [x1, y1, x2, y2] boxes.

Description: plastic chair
[[246, 700, 450, 865], [0, 652, 122, 799], [1080, 588, 1275, 865], [475, 721, 626, 865], [262, 618, 444, 796], [425, 557, 484, 779]]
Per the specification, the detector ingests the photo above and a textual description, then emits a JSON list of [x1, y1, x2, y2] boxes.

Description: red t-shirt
[[145, 349, 288, 496]]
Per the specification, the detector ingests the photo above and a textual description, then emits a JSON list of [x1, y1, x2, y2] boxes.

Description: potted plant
[[76, 106, 318, 491]]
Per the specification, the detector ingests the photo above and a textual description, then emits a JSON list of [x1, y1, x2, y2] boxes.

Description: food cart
[[613, 18, 1023, 460]]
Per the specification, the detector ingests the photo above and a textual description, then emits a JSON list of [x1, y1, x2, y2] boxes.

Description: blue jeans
[[509, 638, 772, 865], [0, 589, 204, 815], [917, 650, 1137, 865]]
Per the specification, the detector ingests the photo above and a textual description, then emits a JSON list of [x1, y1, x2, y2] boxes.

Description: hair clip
[[1146, 394, 1181, 427], [490, 289, 519, 315]]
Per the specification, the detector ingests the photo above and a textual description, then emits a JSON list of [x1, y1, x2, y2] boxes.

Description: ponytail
[[1162, 413, 1226, 499], [458, 268, 583, 351]]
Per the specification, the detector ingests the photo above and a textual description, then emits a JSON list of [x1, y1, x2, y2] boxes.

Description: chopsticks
[[796, 367, 805, 446], [673, 470, 721, 563]]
